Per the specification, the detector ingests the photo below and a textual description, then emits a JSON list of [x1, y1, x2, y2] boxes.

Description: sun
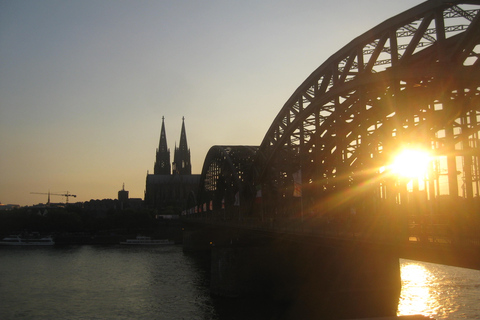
[[391, 149, 431, 179]]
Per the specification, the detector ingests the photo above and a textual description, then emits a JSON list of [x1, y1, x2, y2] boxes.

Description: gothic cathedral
[[144, 117, 200, 214]]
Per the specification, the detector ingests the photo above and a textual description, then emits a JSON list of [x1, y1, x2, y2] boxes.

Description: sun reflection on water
[[398, 262, 439, 318], [397, 260, 479, 319]]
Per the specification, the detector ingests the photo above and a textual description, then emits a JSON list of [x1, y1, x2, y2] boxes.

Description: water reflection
[[398, 260, 473, 319], [398, 263, 437, 318]]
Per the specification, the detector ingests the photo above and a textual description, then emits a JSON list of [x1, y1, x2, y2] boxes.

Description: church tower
[[154, 116, 171, 175], [172, 117, 192, 175], [145, 116, 200, 214]]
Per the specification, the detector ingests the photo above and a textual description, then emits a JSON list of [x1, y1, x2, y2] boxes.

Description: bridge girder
[[251, 0, 480, 218], [185, 0, 480, 262], [197, 146, 258, 213], [191, 1, 480, 222]]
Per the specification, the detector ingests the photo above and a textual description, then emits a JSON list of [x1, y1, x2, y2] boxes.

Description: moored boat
[[120, 235, 174, 245], [0, 234, 55, 246]]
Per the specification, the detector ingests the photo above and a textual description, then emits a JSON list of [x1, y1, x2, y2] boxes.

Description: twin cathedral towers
[[154, 116, 192, 175], [144, 117, 200, 213]]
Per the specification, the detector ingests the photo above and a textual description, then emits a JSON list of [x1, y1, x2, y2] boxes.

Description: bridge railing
[[184, 211, 400, 244], [183, 210, 480, 248]]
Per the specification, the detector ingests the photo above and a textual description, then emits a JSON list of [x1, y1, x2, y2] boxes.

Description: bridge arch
[[254, 0, 480, 220], [196, 146, 258, 216], [184, 3, 480, 304]]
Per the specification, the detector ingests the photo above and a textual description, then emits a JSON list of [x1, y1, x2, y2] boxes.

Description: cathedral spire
[[173, 116, 191, 175], [179, 116, 188, 152], [154, 116, 171, 175], [158, 116, 167, 152]]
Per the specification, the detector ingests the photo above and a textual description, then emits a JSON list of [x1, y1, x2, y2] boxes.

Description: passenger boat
[[0, 234, 55, 246], [120, 235, 174, 245]]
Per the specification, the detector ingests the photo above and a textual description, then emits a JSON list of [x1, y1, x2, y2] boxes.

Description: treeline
[[0, 206, 160, 235]]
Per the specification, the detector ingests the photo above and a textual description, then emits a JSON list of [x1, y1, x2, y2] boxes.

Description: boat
[[0, 234, 55, 246], [120, 235, 174, 245]]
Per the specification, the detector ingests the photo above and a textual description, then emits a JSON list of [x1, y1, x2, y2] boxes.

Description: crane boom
[[31, 191, 77, 204]]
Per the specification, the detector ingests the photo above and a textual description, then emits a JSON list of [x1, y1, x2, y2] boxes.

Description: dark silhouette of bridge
[[182, 1, 480, 318]]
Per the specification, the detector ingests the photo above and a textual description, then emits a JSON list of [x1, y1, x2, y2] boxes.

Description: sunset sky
[[1, 0, 423, 206]]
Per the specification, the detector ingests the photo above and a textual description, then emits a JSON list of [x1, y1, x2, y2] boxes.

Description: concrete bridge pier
[[209, 237, 401, 319], [182, 224, 212, 252]]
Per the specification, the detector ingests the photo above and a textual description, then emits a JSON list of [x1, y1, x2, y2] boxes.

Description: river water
[[0, 245, 479, 320]]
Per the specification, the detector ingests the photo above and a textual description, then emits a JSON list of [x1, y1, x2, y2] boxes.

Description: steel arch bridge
[[197, 146, 258, 215], [193, 0, 480, 242]]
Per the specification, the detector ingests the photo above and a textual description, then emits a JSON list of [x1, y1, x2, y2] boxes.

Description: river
[[0, 245, 478, 319]]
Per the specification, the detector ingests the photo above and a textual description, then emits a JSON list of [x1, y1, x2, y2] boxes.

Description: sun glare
[[391, 149, 430, 179]]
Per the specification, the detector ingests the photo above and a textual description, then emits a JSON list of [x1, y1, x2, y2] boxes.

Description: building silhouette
[[154, 117, 171, 175], [144, 117, 200, 214], [173, 117, 192, 175]]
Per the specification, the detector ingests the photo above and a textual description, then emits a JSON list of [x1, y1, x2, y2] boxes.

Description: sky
[[0, 0, 424, 206]]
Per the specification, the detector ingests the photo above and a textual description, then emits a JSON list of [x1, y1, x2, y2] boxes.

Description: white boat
[[0, 234, 55, 246], [120, 235, 174, 245]]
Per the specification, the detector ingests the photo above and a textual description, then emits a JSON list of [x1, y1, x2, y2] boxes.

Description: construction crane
[[31, 191, 77, 205]]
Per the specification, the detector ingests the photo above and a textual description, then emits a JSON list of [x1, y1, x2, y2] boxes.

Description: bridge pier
[[210, 245, 280, 298], [182, 224, 212, 252], [184, 224, 401, 319], [279, 240, 401, 319]]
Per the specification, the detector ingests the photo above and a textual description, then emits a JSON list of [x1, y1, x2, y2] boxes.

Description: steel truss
[[193, 1, 480, 238], [251, 0, 480, 222], [196, 146, 258, 215]]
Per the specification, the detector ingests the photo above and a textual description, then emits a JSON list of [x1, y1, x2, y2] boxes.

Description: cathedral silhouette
[[144, 117, 200, 214]]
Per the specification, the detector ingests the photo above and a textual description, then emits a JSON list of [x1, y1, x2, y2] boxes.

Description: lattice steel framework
[[197, 146, 258, 212], [253, 0, 480, 218], [193, 1, 480, 224]]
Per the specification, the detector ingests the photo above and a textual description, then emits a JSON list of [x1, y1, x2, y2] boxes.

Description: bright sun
[[391, 149, 431, 179]]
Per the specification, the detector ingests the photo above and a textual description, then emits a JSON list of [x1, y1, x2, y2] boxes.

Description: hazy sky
[[1, 0, 423, 206]]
